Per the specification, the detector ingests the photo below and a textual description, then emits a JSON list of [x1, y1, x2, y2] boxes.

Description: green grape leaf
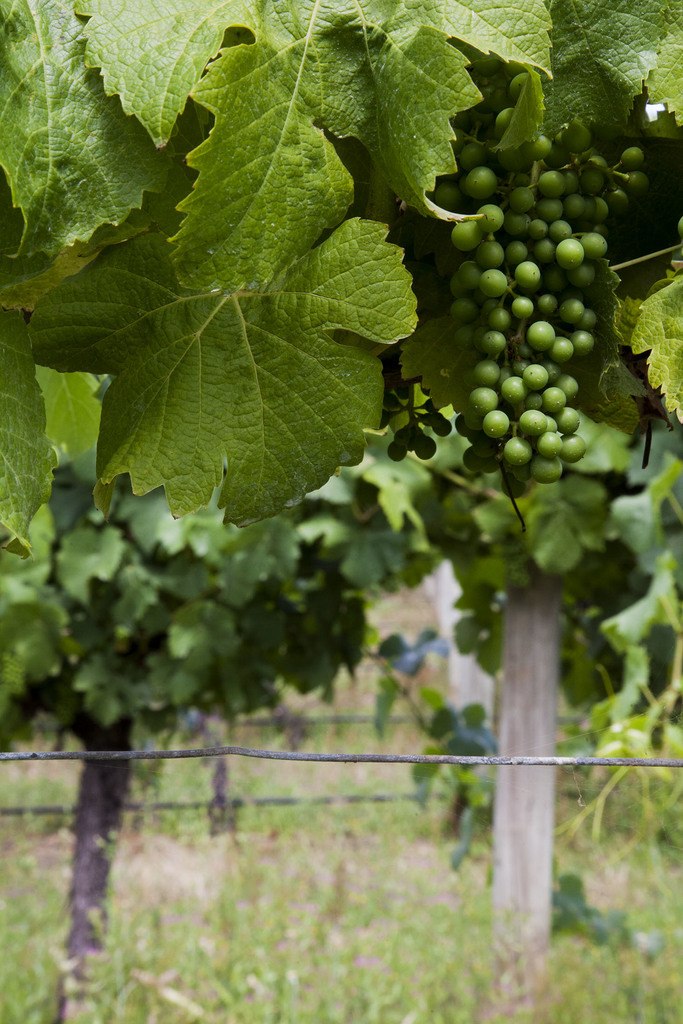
[[56, 523, 126, 603], [602, 552, 678, 653], [0, 0, 164, 258], [31, 221, 417, 525], [649, 4, 683, 125], [35, 369, 101, 457], [340, 528, 407, 587], [434, 2, 550, 71], [75, 0, 252, 145], [630, 276, 683, 416], [400, 316, 479, 411], [572, 417, 633, 476], [496, 69, 545, 151], [0, 313, 56, 554], [526, 477, 609, 575], [543, 0, 664, 135], [173, 3, 481, 290]]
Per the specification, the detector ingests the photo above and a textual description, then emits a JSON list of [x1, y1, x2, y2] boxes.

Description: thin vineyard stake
[[2, 745, 683, 768]]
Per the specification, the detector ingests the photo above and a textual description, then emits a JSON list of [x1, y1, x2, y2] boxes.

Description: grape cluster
[[383, 387, 452, 461], [436, 58, 648, 487]]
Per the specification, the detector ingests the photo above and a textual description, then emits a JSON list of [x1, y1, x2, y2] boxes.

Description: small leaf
[[631, 276, 683, 416], [35, 369, 101, 456]]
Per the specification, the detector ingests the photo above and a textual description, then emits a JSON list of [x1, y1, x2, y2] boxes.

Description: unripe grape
[[534, 238, 557, 263], [469, 387, 499, 415], [483, 410, 510, 437], [479, 330, 507, 356], [451, 297, 480, 322], [494, 107, 515, 138], [515, 261, 542, 290], [577, 309, 597, 330], [519, 410, 547, 436], [527, 320, 555, 351], [556, 374, 579, 400], [625, 171, 649, 197], [414, 433, 437, 460], [556, 238, 585, 269], [478, 204, 505, 232], [607, 189, 629, 216], [581, 232, 608, 259], [536, 431, 563, 457], [563, 170, 580, 195], [620, 146, 645, 170], [477, 240, 505, 268], [501, 376, 527, 404], [559, 298, 585, 324], [561, 119, 593, 153], [455, 414, 473, 437], [531, 455, 563, 483], [506, 241, 529, 266], [434, 180, 464, 211], [549, 220, 573, 243], [593, 197, 609, 223], [540, 386, 566, 413], [559, 434, 587, 463], [463, 447, 497, 473], [544, 362, 561, 384], [579, 167, 604, 194], [430, 415, 453, 437], [563, 194, 586, 220], [473, 359, 502, 386], [487, 307, 510, 332], [451, 220, 485, 251], [555, 407, 581, 433], [536, 198, 564, 223], [504, 437, 533, 465], [479, 269, 509, 297], [465, 166, 498, 199], [545, 416, 558, 433], [527, 134, 552, 161], [570, 330, 595, 356], [387, 439, 408, 461], [523, 364, 549, 391], [457, 261, 483, 289], [524, 393, 543, 410], [543, 265, 567, 292], [529, 219, 548, 240], [550, 338, 574, 363], [459, 141, 488, 171], [504, 211, 531, 236], [508, 73, 528, 101], [567, 262, 596, 288], [538, 170, 565, 198], [510, 187, 535, 213], [536, 293, 558, 317], [512, 295, 534, 319], [545, 142, 570, 168]]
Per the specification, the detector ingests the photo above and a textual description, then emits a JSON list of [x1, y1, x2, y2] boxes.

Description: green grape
[[624, 171, 649, 197], [465, 166, 498, 199], [459, 141, 488, 171], [555, 407, 580, 433], [488, 306, 511, 331], [559, 434, 587, 463], [512, 358, 530, 375], [620, 146, 645, 170], [577, 309, 597, 330], [451, 220, 485, 251], [504, 437, 533, 465], [494, 107, 515, 138], [524, 393, 543, 410], [579, 167, 605, 194], [534, 238, 557, 264], [593, 197, 609, 223], [463, 447, 495, 473], [555, 238, 585, 269], [526, 319, 555, 351], [504, 211, 531, 236], [549, 220, 573, 243], [457, 261, 483, 289], [478, 204, 505, 232], [479, 330, 507, 356], [481, 297, 499, 316], [515, 261, 541, 290], [567, 262, 596, 288], [413, 433, 438, 460], [477, 240, 505, 268], [434, 180, 464, 211], [538, 170, 565, 198], [499, 148, 528, 172], [501, 376, 527, 404], [450, 297, 480, 322], [545, 416, 558, 433], [536, 198, 564, 222], [570, 330, 594, 356], [606, 188, 629, 216], [563, 194, 586, 220], [510, 187, 535, 213], [483, 410, 510, 437], [550, 337, 574, 363], [559, 297, 584, 324], [543, 265, 567, 292], [508, 73, 528, 101], [536, 293, 558, 316], [505, 475, 528, 498], [523, 364, 549, 391], [527, 135, 552, 161], [563, 170, 580, 195], [469, 386, 499, 415], [471, 435, 500, 456], [529, 219, 549, 240], [430, 415, 453, 437], [512, 295, 534, 319], [544, 142, 570, 168], [561, 119, 593, 153], [387, 440, 408, 461], [455, 414, 473, 437], [536, 431, 563, 458], [540, 386, 566, 413], [519, 409, 547, 436], [531, 455, 563, 483], [581, 232, 608, 259], [450, 275, 468, 297], [479, 269, 509, 297], [556, 374, 579, 400], [544, 361, 561, 384], [473, 359, 502, 386], [506, 241, 529, 266]]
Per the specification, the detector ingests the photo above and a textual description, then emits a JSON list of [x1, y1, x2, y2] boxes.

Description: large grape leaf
[[172, 1, 482, 291], [0, 0, 164, 258], [0, 313, 57, 554], [30, 220, 417, 524], [543, 0, 664, 134], [400, 316, 479, 411], [75, 0, 252, 145], [433, 2, 550, 70], [630, 276, 683, 416], [649, 4, 683, 125]]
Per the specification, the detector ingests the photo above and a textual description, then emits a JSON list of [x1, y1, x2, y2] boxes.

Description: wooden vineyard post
[[492, 567, 562, 1000]]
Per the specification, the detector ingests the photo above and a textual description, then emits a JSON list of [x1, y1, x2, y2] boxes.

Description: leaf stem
[[610, 244, 681, 272]]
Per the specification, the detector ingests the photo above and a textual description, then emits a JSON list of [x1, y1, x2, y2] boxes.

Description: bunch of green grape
[[435, 58, 648, 487], [383, 387, 452, 461]]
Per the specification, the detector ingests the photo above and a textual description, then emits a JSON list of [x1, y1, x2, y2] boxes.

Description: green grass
[[2, 592, 683, 1023]]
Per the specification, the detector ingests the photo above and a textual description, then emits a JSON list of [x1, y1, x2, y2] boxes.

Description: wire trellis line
[[2, 745, 683, 768]]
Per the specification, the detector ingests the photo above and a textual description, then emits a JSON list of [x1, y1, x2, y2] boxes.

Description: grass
[[2, 591, 683, 1023]]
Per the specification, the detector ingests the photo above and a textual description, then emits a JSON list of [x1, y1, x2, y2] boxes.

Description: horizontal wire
[[1, 745, 683, 768]]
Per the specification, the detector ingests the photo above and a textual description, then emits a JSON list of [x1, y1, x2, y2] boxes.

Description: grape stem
[[610, 243, 681, 272]]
